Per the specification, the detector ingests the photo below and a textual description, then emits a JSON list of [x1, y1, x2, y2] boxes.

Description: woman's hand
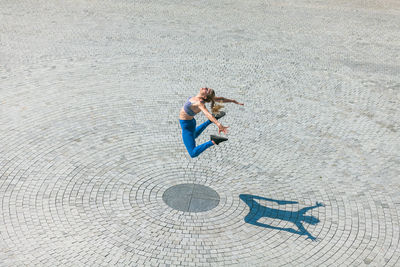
[[233, 100, 244, 105], [218, 124, 229, 135]]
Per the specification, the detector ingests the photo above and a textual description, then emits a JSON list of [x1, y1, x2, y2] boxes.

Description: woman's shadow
[[239, 194, 324, 241]]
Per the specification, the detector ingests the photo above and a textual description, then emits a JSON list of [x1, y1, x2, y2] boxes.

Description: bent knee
[[189, 152, 199, 158]]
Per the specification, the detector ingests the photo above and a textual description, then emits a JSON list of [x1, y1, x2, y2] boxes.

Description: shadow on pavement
[[239, 194, 324, 241]]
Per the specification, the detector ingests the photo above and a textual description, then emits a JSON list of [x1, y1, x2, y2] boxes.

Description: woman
[[179, 87, 244, 158]]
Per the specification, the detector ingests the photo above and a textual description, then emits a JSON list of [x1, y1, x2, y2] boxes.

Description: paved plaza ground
[[1, 0, 400, 266]]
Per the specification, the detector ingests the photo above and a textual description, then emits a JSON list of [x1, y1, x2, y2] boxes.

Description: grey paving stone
[[192, 184, 220, 200], [188, 198, 220, 213], [162, 184, 220, 212], [0, 0, 399, 266]]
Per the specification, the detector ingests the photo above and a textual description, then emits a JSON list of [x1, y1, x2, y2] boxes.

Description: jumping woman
[[179, 87, 244, 158]]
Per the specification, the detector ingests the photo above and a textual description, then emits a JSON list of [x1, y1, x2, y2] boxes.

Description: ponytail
[[211, 100, 224, 114], [204, 88, 224, 114]]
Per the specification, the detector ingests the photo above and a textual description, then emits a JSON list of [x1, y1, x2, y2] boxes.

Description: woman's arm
[[198, 103, 229, 134], [214, 97, 244, 105], [249, 195, 298, 205]]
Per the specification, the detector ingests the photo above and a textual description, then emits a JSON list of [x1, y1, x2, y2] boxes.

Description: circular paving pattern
[[1, 0, 400, 266]]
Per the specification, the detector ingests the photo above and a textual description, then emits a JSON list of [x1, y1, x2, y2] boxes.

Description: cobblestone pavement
[[1, 0, 400, 266]]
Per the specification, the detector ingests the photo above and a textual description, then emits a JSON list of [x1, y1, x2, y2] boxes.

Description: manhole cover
[[162, 184, 220, 212]]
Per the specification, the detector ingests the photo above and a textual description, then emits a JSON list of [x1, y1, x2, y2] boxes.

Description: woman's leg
[[180, 120, 214, 158], [183, 133, 214, 158], [194, 120, 212, 139]]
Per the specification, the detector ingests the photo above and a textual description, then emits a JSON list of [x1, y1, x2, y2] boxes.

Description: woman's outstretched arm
[[245, 195, 298, 205], [214, 97, 244, 105], [198, 103, 229, 134]]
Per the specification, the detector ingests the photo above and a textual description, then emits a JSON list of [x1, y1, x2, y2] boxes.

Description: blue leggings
[[179, 119, 214, 158]]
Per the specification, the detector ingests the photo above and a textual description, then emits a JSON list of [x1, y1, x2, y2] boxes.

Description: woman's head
[[200, 87, 215, 102], [200, 87, 217, 113], [199, 87, 214, 100], [199, 87, 224, 114]]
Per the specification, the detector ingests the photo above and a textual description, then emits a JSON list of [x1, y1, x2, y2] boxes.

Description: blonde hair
[[204, 88, 224, 114], [211, 102, 224, 114]]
